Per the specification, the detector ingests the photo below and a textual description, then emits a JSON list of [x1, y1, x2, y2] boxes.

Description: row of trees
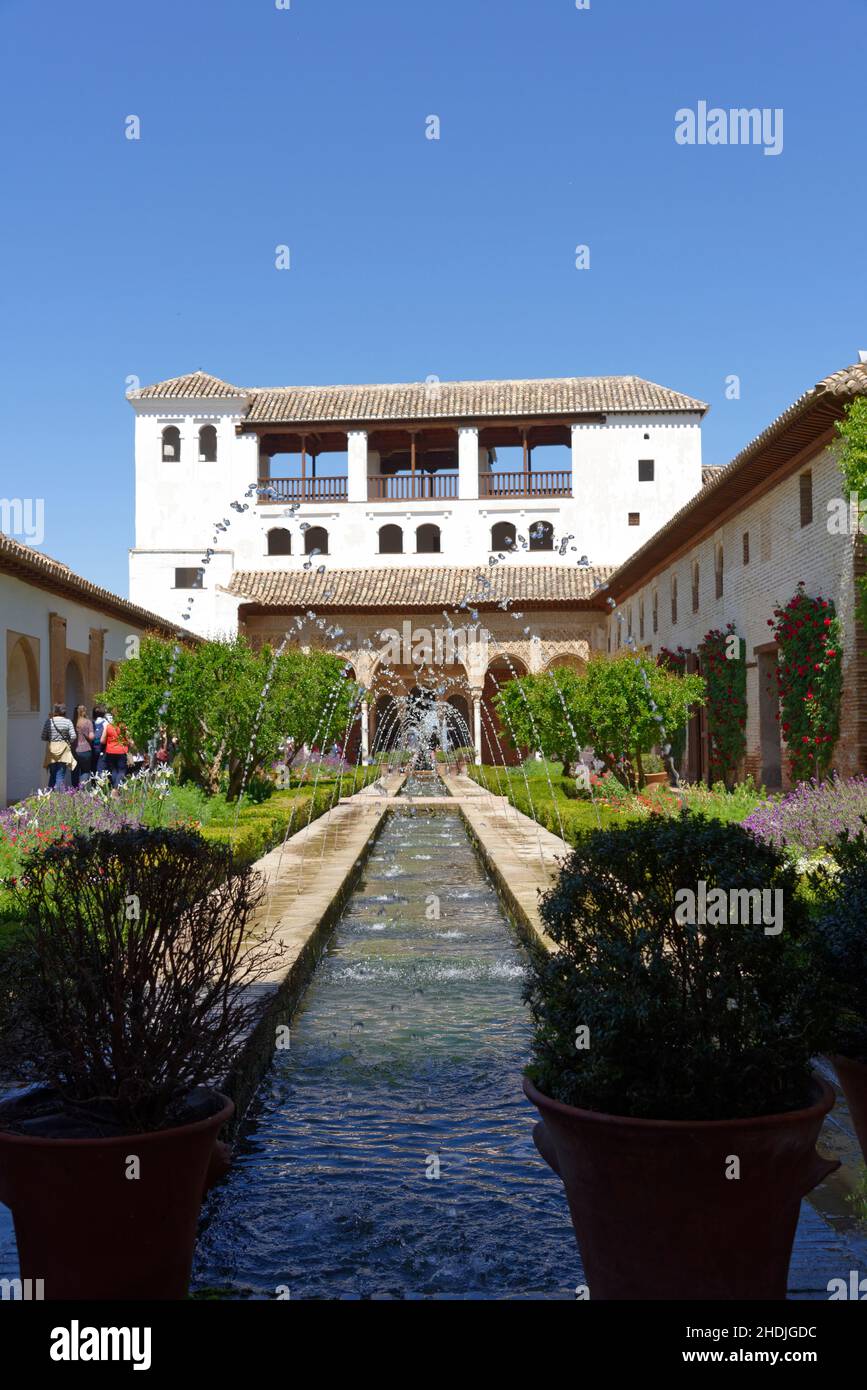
[[494, 653, 705, 790], [106, 636, 357, 799]]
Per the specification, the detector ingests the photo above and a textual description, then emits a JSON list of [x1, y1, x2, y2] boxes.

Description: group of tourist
[[41, 702, 132, 790]]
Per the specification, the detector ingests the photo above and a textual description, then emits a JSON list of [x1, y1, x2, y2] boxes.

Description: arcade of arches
[[239, 607, 601, 765]]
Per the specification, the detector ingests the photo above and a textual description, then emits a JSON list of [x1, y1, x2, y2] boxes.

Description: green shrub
[[810, 831, 867, 1063], [527, 814, 830, 1120]]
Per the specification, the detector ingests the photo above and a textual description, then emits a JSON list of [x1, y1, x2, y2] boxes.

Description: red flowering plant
[[697, 625, 747, 787], [770, 583, 843, 781]]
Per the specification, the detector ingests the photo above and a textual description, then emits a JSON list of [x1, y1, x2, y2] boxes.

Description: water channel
[[192, 807, 583, 1299]]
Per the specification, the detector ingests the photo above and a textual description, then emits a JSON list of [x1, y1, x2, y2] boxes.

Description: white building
[[128, 371, 707, 635], [0, 533, 188, 804]]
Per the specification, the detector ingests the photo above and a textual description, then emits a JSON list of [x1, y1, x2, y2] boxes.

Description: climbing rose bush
[[697, 625, 747, 786], [770, 584, 842, 781]]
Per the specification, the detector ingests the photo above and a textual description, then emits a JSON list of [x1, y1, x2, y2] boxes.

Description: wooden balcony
[[368, 472, 459, 501], [479, 470, 572, 499], [258, 475, 348, 503]]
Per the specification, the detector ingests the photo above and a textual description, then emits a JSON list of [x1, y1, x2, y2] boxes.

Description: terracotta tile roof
[[607, 361, 867, 601], [228, 563, 613, 611], [132, 371, 248, 401], [701, 464, 725, 486], [0, 531, 195, 640], [133, 372, 707, 423]]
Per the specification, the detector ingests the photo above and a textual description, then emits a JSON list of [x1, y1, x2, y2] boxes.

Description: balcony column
[[347, 429, 369, 502], [458, 426, 479, 500], [472, 688, 483, 764]]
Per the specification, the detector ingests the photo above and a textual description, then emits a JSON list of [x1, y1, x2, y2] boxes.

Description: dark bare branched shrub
[[0, 827, 280, 1132]]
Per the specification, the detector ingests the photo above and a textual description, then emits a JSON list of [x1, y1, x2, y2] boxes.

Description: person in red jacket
[[101, 716, 129, 789]]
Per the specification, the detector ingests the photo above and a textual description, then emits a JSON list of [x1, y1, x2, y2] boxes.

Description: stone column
[[347, 430, 369, 502], [458, 427, 479, 500], [472, 689, 483, 764]]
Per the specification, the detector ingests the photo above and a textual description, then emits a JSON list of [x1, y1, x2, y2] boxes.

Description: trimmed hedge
[[201, 770, 380, 865], [466, 766, 625, 841]]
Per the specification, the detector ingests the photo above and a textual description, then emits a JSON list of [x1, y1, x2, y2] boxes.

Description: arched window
[[267, 527, 292, 556], [6, 636, 39, 713], [161, 426, 180, 462], [378, 524, 403, 554], [304, 525, 329, 555], [416, 523, 441, 554], [529, 520, 554, 551], [491, 521, 516, 552], [198, 424, 217, 462], [691, 561, 700, 613]]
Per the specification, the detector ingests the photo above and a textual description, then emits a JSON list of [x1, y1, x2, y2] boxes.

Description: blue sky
[[1, 0, 865, 595]]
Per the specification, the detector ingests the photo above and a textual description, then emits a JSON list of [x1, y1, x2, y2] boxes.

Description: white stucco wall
[[0, 573, 162, 804], [129, 397, 706, 636], [606, 440, 859, 781]]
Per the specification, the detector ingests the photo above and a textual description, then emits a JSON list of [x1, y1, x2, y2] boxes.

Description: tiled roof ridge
[[0, 530, 194, 639], [607, 360, 867, 593]]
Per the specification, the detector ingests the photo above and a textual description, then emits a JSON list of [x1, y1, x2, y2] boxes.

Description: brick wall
[[607, 441, 862, 787]]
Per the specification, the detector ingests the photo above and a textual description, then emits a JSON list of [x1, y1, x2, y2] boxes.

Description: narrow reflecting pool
[[192, 810, 583, 1299]]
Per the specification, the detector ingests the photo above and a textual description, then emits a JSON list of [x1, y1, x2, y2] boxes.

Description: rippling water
[[192, 810, 583, 1300]]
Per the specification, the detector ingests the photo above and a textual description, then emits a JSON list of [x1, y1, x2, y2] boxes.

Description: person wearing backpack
[[91, 704, 109, 775], [40, 703, 78, 789]]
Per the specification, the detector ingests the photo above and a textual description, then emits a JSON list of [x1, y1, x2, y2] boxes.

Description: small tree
[[495, 655, 703, 788], [106, 636, 356, 799]]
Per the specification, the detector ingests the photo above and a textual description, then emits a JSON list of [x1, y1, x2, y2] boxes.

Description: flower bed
[[743, 776, 867, 853]]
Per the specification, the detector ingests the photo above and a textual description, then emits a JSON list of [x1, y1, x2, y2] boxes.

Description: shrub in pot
[[0, 826, 278, 1300], [809, 831, 867, 1163], [525, 813, 838, 1300]]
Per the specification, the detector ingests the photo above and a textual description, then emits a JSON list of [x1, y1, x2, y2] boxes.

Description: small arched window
[[529, 519, 554, 551], [304, 525, 329, 555], [161, 426, 180, 462], [491, 520, 517, 552], [267, 527, 292, 556], [378, 524, 403, 554], [198, 424, 217, 462], [416, 523, 441, 554]]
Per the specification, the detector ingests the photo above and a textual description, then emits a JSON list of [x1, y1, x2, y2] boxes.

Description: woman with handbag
[[40, 703, 78, 790], [71, 704, 95, 787]]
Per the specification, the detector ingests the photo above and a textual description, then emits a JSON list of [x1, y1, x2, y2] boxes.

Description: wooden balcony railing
[[257, 476, 348, 502], [368, 472, 459, 501], [479, 470, 572, 499]]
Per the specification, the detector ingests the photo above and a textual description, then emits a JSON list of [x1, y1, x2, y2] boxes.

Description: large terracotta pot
[[524, 1075, 837, 1300], [643, 771, 669, 787], [0, 1091, 233, 1300], [831, 1054, 867, 1162]]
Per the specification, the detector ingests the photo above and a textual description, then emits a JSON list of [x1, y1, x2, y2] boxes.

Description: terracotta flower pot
[[0, 1091, 233, 1300], [643, 771, 669, 786], [524, 1075, 838, 1300], [831, 1054, 867, 1162]]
